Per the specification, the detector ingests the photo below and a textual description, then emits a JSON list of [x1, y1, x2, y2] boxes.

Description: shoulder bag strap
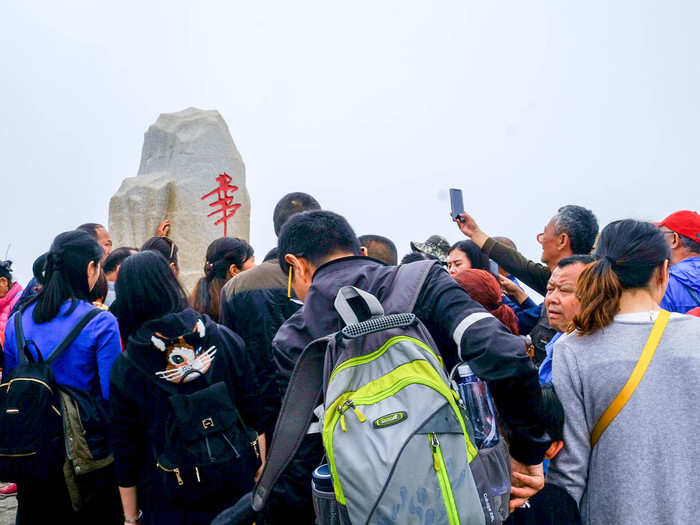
[[590, 309, 670, 447], [251, 336, 328, 512], [46, 308, 102, 364]]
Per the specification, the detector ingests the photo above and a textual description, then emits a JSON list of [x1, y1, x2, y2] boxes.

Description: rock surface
[[109, 108, 250, 290]]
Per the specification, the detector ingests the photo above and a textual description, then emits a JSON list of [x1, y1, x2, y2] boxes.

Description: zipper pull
[[352, 406, 366, 423], [340, 414, 347, 432], [195, 466, 201, 483], [174, 467, 184, 486], [430, 434, 441, 471]]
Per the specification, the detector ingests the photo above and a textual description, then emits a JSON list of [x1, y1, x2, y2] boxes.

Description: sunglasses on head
[[161, 237, 176, 261]]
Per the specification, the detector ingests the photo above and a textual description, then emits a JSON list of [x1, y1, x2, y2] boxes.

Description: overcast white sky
[[2, 1, 699, 287]]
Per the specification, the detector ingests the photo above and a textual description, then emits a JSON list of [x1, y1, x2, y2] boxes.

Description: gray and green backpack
[[253, 261, 510, 524]]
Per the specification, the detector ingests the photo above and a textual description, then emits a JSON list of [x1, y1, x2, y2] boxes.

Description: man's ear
[[544, 440, 564, 460], [558, 232, 570, 251], [360, 246, 368, 257], [285, 254, 315, 283], [670, 232, 681, 250], [284, 253, 300, 271]]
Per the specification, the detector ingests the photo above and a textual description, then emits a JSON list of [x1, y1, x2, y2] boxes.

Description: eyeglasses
[[660, 230, 677, 241]]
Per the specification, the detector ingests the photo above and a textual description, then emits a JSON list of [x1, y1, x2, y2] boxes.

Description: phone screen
[[449, 188, 464, 221]]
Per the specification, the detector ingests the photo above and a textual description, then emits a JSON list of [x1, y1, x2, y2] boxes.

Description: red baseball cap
[[655, 210, 700, 241]]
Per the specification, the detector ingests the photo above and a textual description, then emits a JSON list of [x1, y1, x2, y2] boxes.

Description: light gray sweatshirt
[[547, 312, 700, 525]]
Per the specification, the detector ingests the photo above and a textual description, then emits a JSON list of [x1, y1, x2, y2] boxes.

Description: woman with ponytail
[[191, 237, 255, 319], [548, 220, 700, 524], [3, 230, 122, 524]]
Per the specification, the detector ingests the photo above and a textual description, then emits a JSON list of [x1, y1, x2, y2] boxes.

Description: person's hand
[[156, 219, 171, 237], [454, 212, 488, 248], [509, 458, 544, 512], [498, 275, 529, 305], [254, 459, 265, 483]]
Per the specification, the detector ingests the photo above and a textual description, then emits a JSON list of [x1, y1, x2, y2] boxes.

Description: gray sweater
[[547, 312, 700, 525]]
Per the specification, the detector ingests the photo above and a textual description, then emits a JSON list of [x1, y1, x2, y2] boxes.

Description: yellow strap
[[590, 309, 670, 447]]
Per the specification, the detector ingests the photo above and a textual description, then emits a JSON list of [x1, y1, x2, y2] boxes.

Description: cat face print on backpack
[[150, 319, 217, 384]]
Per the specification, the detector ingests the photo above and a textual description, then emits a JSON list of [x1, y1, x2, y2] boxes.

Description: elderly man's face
[[545, 262, 586, 333], [95, 227, 113, 257], [538, 218, 559, 267]]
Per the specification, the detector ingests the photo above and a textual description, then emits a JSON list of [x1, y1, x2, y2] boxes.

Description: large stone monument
[[109, 107, 250, 290]]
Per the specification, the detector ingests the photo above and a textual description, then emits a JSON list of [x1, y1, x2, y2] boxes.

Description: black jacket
[[219, 259, 301, 442], [266, 257, 550, 523], [109, 309, 262, 520]]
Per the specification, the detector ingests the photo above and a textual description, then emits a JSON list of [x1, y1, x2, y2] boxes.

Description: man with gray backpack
[[240, 211, 550, 525]]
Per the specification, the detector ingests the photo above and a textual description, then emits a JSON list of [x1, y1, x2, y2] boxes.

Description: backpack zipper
[[337, 400, 366, 432], [0, 451, 37, 457], [329, 336, 444, 383], [2, 377, 55, 395], [324, 363, 475, 506], [430, 433, 459, 525], [221, 433, 240, 458], [156, 461, 183, 485]]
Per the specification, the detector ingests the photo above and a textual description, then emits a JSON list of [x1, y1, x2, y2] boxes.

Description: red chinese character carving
[[201, 173, 242, 236]]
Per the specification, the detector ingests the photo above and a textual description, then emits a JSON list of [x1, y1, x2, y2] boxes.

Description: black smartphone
[[449, 188, 465, 222]]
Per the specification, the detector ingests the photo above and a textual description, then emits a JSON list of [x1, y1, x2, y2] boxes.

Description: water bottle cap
[[313, 464, 331, 479], [457, 363, 473, 376], [312, 464, 334, 493]]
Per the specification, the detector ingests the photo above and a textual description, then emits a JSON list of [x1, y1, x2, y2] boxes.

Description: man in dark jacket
[[455, 206, 598, 364], [263, 210, 550, 524], [219, 192, 321, 446]]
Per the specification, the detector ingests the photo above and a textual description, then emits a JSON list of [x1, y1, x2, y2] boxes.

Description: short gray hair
[[554, 205, 599, 254], [680, 234, 700, 254]]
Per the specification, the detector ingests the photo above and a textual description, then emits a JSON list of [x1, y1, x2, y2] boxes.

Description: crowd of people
[[0, 193, 699, 525]]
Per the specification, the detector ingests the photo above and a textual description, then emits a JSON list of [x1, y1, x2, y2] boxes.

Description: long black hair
[[32, 230, 103, 323], [573, 220, 669, 335], [191, 237, 254, 319], [111, 251, 188, 339], [448, 240, 491, 271]]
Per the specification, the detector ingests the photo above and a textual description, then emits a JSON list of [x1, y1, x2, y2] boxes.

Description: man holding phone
[[452, 204, 598, 296], [450, 199, 598, 363]]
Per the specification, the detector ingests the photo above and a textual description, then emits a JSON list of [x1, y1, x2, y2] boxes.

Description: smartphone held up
[[449, 188, 465, 222]]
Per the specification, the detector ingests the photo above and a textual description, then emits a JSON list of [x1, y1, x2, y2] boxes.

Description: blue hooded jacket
[[660, 256, 700, 313]]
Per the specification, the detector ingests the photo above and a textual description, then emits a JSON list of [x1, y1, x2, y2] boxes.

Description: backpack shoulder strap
[[46, 308, 102, 364], [590, 309, 670, 447], [382, 260, 438, 314], [122, 351, 177, 395], [252, 336, 329, 512], [14, 306, 29, 365], [14, 304, 101, 365]]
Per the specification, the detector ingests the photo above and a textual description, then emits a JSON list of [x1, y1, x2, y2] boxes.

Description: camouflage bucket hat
[[410, 235, 450, 263]]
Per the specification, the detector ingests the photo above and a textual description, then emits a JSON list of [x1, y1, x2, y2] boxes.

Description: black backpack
[[125, 351, 261, 506], [0, 306, 101, 481]]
